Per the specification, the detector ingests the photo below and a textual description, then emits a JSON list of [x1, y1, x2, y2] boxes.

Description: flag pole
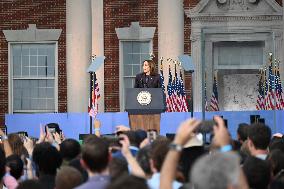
[[92, 72, 97, 134], [89, 72, 94, 134], [201, 28, 205, 120], [87, 55, 104, 135]]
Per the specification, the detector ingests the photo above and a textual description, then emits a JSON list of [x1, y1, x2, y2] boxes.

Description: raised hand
[[119, 134, 131, 157], [212, 116, 230, 147], [23, 137, 34, 156], [174, 118, 201, 146], [53, 132, 62, 145], [116, 125, 130, 133], [37, 124, 46, 144], [45, 126, 54, 144]]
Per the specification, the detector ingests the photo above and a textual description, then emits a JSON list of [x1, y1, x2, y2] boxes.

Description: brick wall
[[184, 0, 199, 103], [104, 0, 159, 112], [0, 0, 67, 128]]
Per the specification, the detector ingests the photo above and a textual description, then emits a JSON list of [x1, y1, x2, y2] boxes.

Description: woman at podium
[[134, 60, 161, 88]]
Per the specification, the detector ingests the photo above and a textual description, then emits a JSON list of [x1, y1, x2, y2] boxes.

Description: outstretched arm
[[160, 118, 201, 189], [120, 134, 146, 178]]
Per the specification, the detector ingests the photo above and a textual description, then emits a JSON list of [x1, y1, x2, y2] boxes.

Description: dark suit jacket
[[134, 73, 161, 88]]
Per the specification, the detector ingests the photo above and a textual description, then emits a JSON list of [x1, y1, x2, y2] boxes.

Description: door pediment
[[186, 0, 282, 18]]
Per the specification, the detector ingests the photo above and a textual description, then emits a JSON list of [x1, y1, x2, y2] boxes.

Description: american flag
[[160, 58, 166, 94], [274, 62, 284, 109], [256, 69, 265, 110], [172, 64, 182, 111], [263, 69, 270, 110], [210, 72, 219, 111], [89, 74, 100, 118], [173, 76, 182, 111], [266, 57, 276, 110], [165, 63, 189, 112], [204, 73, 209, 111], [179, 68, 189, 112], [166, 65, 174, 112], [258, 54, 284, 110]]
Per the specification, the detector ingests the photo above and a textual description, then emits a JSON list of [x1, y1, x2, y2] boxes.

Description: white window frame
[[116, 22, 156, 111], [8, 42, 59, 113], [213, 40, 265, 70], [119, 40, 153, 111]]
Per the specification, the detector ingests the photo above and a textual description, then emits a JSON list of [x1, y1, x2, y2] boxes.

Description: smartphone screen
[[196, 120, 216, 133], [48, 128, 56, 134], [147, 130, 157, 143]]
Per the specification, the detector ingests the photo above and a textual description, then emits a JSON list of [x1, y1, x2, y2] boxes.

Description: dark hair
[[143, 60, 156, 75], [150, 139, 170, 172], [136, 145, 152, 176], [270, 136, 284, 153], [270, 170, 284, 189], [123, 131, 140, 147], [267, 149, 284, 176], [248, 123, 271, 150], [243, 156, 271, 189], [0, 148, 6, 179], [109, 157, 128, 181], [60, 139, 81, 161], [8, 134, 29, 158], [16, 179, 41, 189], [32, 142, 62, 175], [55, 166, 83, 189], [237, 123, 249, 142], [135, 129, 147, 146], [82, 136, 109, 173], [68, 158, 88, 182], [106, 174, 149, 189], [6, 154, 24, 180]]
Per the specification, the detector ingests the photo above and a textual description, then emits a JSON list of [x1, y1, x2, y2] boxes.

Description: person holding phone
[[134, 60, 161, 88]]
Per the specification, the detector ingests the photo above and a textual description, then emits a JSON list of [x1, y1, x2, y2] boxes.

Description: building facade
[[0, 0, 283, 127]]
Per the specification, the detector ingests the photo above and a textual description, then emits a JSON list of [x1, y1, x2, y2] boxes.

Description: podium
[[125, 88, 166, 133]]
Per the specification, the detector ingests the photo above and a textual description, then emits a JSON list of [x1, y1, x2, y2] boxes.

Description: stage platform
[[5, 110, 284, 140]]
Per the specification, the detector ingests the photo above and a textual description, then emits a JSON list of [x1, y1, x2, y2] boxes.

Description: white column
[[158, 0, 184, 85], [205, 40, 213, 109], [66, 0, 92, 112], [91, 0, 105, 112], [275, 30, 284, 81], [190, 32, 202, 112]]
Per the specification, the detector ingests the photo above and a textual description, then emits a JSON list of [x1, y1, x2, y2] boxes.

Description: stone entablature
[[185, 0, 283, 111]]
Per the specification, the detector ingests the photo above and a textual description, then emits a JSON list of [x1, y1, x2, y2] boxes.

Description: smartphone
[[147, 130, 157, 143], [17, 131, 28, 142], [196, 120, 216, 133], [30, 137, 38, 144], [101, 134, 122, 147], [48, 127, 56, 134], [45, 123, 61, 134]]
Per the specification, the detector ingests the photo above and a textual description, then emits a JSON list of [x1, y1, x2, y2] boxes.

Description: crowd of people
[[0, 116, 283, 189]]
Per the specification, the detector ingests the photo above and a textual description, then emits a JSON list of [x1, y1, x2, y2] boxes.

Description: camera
[[147, 129, 157, 143], [17, 131, 28, 142], [48, 127, 56, 134], [45, 123, 61, 134], [195, 120, 216, 133]]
